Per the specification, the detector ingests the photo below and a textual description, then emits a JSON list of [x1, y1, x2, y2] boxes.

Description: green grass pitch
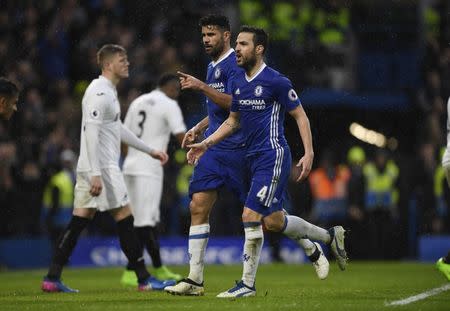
[[1, 262, 448, 310]]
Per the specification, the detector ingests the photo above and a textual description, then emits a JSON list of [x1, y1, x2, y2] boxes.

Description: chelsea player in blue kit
[[165, 15, 249, 296], [187, 26, 348, 298], [165, 16, 329, 296]]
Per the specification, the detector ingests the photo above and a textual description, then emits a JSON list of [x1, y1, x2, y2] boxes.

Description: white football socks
[[298, 238, 317, 256], [282, 215, 331, 244], [242, 223, 264, 288], [187, 224, 210, 284]]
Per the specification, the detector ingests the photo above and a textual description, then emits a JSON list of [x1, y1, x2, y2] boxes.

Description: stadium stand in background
[[0, 0, 449, 266]]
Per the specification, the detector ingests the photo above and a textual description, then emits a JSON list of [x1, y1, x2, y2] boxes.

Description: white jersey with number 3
[[122, 89, 186, 177], [77, 76, 122, 173]]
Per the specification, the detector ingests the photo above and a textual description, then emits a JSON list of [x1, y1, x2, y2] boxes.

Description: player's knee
[[263, 217, 284, 232], [73, 207, 95, 219], [241, 208, 260, 222], [111, 205, 132, 222], [189, 200, 209, 222], [245, 225, 263, 241]]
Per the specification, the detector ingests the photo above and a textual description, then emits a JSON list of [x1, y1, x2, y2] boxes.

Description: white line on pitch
[[385, 284, 450, 306]]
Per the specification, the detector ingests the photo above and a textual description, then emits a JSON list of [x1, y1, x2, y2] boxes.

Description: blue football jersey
[[231, 64, 301, 155], [204, 49, 246, 150]]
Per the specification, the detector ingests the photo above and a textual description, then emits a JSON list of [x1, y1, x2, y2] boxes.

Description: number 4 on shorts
[[256, 186, 268, 202]]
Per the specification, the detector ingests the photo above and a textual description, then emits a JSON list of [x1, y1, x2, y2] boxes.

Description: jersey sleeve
[[124, 101, 136, 129], [225, 65, 238, 95], [84, 122, 101, 175], [120, 123, 153, 153], [84, 93, 111, 124], [167, 101, 187, 134], [230, 80, 239, 112], [275, 76, 301, 111]]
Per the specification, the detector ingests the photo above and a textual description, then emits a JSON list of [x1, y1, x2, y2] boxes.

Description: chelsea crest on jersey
[[231, 63, 301, 154], [204, 48, 246, 150]]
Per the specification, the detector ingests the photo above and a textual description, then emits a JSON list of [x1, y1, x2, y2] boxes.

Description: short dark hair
[[158, 73, 179, 87], [239, 26, 268, 54], [96, 44, 126, 69], [199, 14, 230, 31], [0, 77, 18, 98]]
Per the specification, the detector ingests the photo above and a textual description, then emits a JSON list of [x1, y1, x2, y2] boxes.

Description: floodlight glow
[[349, 122, 396, 150]]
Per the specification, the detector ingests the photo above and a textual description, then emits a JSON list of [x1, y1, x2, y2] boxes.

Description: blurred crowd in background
[[0, 0, 449, 260]]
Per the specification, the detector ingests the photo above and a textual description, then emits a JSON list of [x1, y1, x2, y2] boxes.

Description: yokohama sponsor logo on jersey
[[208, 82, 225, 92], [239, 99, 266, 106]]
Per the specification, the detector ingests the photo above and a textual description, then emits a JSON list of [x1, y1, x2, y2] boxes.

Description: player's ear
[[223, 30, 231, 41], [101, 60, 108, 71], [256, 45, 264, 55], [102, 56, 113, 71]]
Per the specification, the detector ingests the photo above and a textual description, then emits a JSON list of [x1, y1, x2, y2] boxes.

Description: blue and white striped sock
[[187, 224, 210, 284]]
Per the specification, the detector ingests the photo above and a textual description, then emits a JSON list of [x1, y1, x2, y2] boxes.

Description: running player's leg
[[129, 175, 162, 268], [297, 238, 329, 279], [267, 212, 347, 270], [120, 175, 145, 285], [107, 169, 172, 291], [42, 208, 94, 293], [280, 196, 329, 279], [216, 206, 261, 298], [137, 226, 181, 281], [122, 175, 181, 284], [218, 152, 273, 298], [263, 205, 348, 270], [136, 176, 180, 281], [187, 190, 217, 282], [262, 151, 347, 271], [164, 190, 216, 296], [109, 205, 173, 290], [42, 172, 97, 293], [110, 206, 149, 283], [165, 150, 223, 295]]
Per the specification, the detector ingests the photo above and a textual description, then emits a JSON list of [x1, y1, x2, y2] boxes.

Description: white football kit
[[123, 89, 186, 226], [75, 75, 154, 211]]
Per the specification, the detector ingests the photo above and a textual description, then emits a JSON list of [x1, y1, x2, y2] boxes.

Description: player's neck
[[101, 72, 120, 86], [212, 44, 231, 63], [245, 59, 265, 79]]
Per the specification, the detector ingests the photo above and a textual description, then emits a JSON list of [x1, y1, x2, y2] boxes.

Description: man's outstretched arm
[[178, 71, 232, 110], [120, 123, 168, 165]]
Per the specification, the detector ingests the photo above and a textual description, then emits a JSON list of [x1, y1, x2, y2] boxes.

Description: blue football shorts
[[245, 147, 292, 216], [189, 148, 248, 204]]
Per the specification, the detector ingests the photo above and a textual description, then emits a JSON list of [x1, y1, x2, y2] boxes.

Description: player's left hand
[[182, 127, 198, 148], [149, 150, 169, 165], [177, 71, 204, 91], [186, 141, 208, 165], [295, 152, 313, 182]]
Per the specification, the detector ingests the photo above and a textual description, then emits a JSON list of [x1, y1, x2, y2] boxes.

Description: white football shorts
[[74, 167, 130, 211], [124, 175, 163, 227]]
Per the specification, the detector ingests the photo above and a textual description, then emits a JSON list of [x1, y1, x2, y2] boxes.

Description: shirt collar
[[99, 75, 115, 89], [245, 63, 266, 82], [211, 48, 234, 67]]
